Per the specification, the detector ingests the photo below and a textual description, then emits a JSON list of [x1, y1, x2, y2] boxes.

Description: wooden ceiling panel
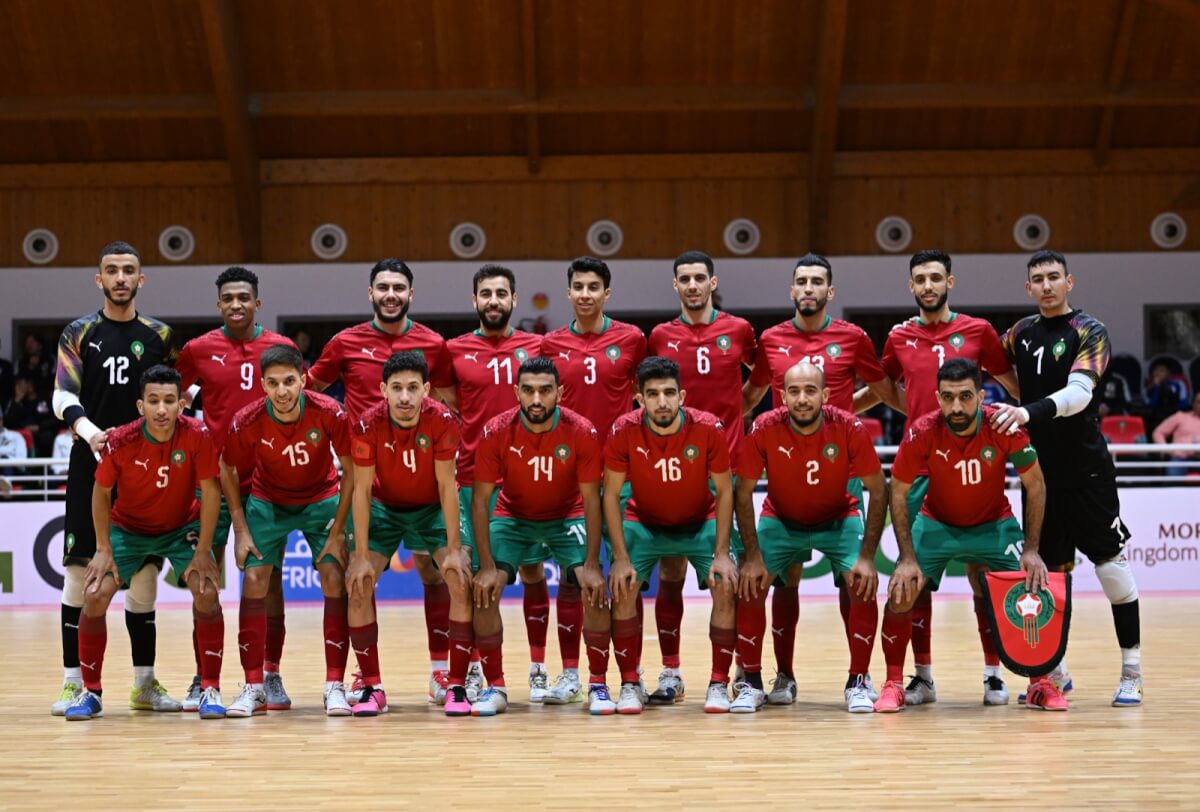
[[843, 0, 1120, 85], [837, 109, 1098, 151], [253, 115, 526, 158], [235, 0, 523, 92], [1111, 107, 1200, 148], [0, 120, 226, 164], [539, 112, 812, 155], [1124, 1, 1200, 82], [0, 0, 211, 96]]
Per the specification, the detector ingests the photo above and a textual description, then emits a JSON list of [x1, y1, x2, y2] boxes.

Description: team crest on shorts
[[980, 446, 997, 465], [554, 444, 571, 461], [514, 349, 530, 363], [130, 340, 145, 361], [826, 343, 842, 358], [416, 434, 431, 450], [683, 445, 699, 462], [1052, 339, 1067, 361], [171, 450, 186, 465], [822, 443, 839, 460], [716, 335, 731, 353], [949, 333, 964, 350], [66, 533, 76, 551], [605, 345, 621, 362], [306, 429, 322, 444], [1004, 582, 1055, 647]]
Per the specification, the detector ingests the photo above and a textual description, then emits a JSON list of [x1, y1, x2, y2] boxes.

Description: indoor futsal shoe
[[324, 681, 352, 716], [588, 684, 617, 716], [703, 682, 731, 713], [51, 682, 82, 716], [544, 670, 584, 704], [64, 690, 103, 721], [444, 685, 472, 717], [904, 674, 937, 706], [528, 664, 551, 703], [182, 676, 203, 712], [1018, 671, 1073, 704], [465, 663, 485, 703], [873, 680, 906, 713], [730, 682, 766, 714], [1112, 670, 1144, 707], [225, 684, 267, 718], [648, 668, 685, 705], [428, 669, 450, 705], [198, 687, 226, 720], [352, 685, 388, 717], [767, 673, 797, 705], [471, 687, 508, 716], [129, 679, 183, 712], [264, 672, 292, 710], [983, 675, 1010, 706], [844, 675, 875, 714], [616, 683, 644, 715], [1024, 678, 1069, 711]]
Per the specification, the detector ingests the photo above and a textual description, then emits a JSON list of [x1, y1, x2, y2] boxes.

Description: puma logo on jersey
[[133, 459, 149, 470], [777, 446, 794, 459], [909, 428, 917, 441], [359, 420, 368, 432], [1021, 339, 1031, 351], [935, 449, 950, 462], [558, 351, 571, 361], [509, 445, 525, 458], [853, 633, 874, 645], [211, 353, 227, 366], [738, 634, 758, 645], [383, 440, 397, 453], [881, 632, 896, 644], [325, 639, 347, 650], [464, 353, 480, 363], [88, 341, 103, 352], [360, 347, 378, 360], [635, 446, 651, 460], [904, 339, 919, 349], [204, 649, 223, 659], [666, 341, 681, 352], [774, 346, 791, 356], [261, 438, 276, 450]]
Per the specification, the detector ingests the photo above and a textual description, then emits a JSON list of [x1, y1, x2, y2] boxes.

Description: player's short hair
[[382, 350, 428, 383], [259, 344, 304, 375], [637, 356, 681, 390], [139, 364, 181, 396], [215, 266, 259, 296], [518, 355, 559, 384], [473, 264, 516, 294], [98, 241, 140, 264], [370, 258, 413, 286], [1027, 249, 1068, 275], [794, 252, 833, 283], [673, 250, 714, 276], [909, 249, 952, 275], [937, 357, 981, 389], [567, 256, 611, 288]]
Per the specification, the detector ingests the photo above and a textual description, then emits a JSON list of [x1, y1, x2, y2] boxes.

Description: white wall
[[2, 252, 1196, 357]]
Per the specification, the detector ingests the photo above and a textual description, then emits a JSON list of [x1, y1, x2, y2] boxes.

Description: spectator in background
[[1145, 360, 1186, 432], [51, 427, 73, 475], [0, 410, 28, 483], [17, 334, 53, 397], [1097, 370, 1131, 418], [292, 328, 318, 367], [6, 375, 58, 456], [0, 337, 14, 411], [1153, 392, 1200, 478]]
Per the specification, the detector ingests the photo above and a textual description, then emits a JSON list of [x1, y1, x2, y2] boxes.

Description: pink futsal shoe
[[444, 685, 472, 717], [352, 685, 388, 717], [1025, 678, 1069, 711], [872, 680, 906, 713]]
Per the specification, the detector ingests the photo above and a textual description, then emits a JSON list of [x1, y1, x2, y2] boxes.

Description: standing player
[[735, 362, 887, 713], [604, 356, 738, 714], [875, 359, 1052, 712], [741, 253, 901, 706], [540, 256, 647, 704], [50, 241, 180, 715], [175, 266, 298, 712], [347, 351, 474, 717], [308, 258, 456, 703], [468, 357, 609, 716], [220, 345, 354, 718], [66, 366, 226, 720], [446, 265, 546, 700], [645, 250, 755, 704], [992, 250, 1143, 706], [856, 249, 1020, 707]]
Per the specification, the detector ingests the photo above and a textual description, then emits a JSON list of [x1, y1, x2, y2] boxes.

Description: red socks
[[709, 624, 736, 684], [78, 613, 107, 692], [424, 581, 451, 663], [911, 590, 933, 666], [448, 620, 474, 687], [771, 586, 799, 676], [349, 621, 381, 686], [655, 579, 685, 668], [973, 595, 1001, 667], [265, 614, 286, 673], [736, 590, 768, 676], [523, 579, 550, 664], [847, 597, 879, 676], [634, 592, 645, 660], [556, 583, 583, 670], [195, 607, 225, 690], [323, 595, 350, 682], [238, 596, 267, 684], [612, 616, 642, 684], [880, 608, 913, 683], [584, 627, 611, 684], [476, 631, 505, 688]]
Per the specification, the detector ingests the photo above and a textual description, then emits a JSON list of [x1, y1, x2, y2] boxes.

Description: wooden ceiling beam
[[809, 0, 850, 253], [520, 0, 541, 174], [1095, 0, 1141, 167], [198, 0, 261, 260]]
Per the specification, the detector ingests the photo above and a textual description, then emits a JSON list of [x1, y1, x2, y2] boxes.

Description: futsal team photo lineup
[[33, 243, 1148, 721]]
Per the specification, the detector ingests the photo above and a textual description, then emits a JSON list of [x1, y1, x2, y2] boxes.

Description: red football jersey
[[351, 398, 459, 510], [541, 317, 647, 449], [891, 405, 1038, 527], [748, 316, 886, 412], [605, 406, 730, 528], [308, 320, 453, 420], [648, 310, 757, 461], [882, 312, 1013, 435], [224, 391, 350, 506], [738, 405, 881, 525], [474, 406, 601, 520], [96, 415, 219, 536], [446, 329, 544, 486]]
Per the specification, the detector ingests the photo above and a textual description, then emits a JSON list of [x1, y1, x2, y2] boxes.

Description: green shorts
[[244, 495, 346, 570], [914, 514, 1023, 590], [489, 515, 587, 585], [906, 476, 929, 531], [356, 500, 480, 570], [621, 519, 734, 591], [459, 485, 500, 548], [196, 489, 248, 552], [757, 515, 865, 587], [110, 521, 208, 588]]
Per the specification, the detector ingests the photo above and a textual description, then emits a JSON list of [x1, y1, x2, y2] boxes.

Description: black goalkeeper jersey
[[1002, 309, 1116, 487]]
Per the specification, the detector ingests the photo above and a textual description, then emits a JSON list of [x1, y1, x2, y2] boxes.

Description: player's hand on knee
[[84, 550, 118, 594], [234, 528, 261, 569], [439, 547, 470, 588], [737, 552, 770, 601], [888, 558, 922, 608], [708, 555, 737, 594], [576, 561, 607, 609], [316, 530, 347, 569], [847, 554, 880, 601], [345, 556, 375, 599], [1020, 550, 1049, 593], [608, 558, 636, 603], [473, 565, 505, 609], [184, 553, 221, 597]]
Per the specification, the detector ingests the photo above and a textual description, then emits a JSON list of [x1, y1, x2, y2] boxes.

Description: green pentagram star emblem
[[716, 335, 731, 352], [1004, 582, 1055, 646], [683, 444, 699, 462]]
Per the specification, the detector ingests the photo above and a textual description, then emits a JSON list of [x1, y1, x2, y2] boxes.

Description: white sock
[[430, 660, 448, 672], [325, 680, 341, 691], [64, 667, 82, 685], [983, 665, 1001, 679], [133, 666, 155, 686], [915, 663, 933, 681], [563, 667, 579, 676], [1121, 646, 1141, 670], [264, 669, 279, 677]]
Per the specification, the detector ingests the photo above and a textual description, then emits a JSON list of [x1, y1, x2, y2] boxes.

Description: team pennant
[[976, 570, 1071, 678]]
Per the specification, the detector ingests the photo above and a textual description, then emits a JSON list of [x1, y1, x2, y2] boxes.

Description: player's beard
[[373, 298, 410, 325], [946, 412, 973, 432], [478, 304, 512, 331], [682, 293, 711, 313], [103, 283, 139, 305], [650, 408, 680, 429], [789, 410, 820, 430], [272, 393, 301, 415], [793, 293, 827, 318], [915, 290, 948, 314], [522, 404, 553, 424]]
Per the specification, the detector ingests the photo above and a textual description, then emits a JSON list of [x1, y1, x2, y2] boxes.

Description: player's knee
[[62, 565, 85, 608], [1096, 555, 1139, 605], [517, 563, 545, 584], [347, 589, 371, 616], [711, 583, 736, 610], [444, 572, 469, 602], [414, 553, 444, 585], [318, 565, 346, 597], [124, 565, 158, 613], [84, 579, 116, 615], [242, 566, 271, 598], [191, 584, 220, 614], [659, 556, 687, 581], [612, 590, 639, 617]]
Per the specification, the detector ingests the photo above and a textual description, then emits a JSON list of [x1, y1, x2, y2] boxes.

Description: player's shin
[[736, 589, 767, 690], [238, 596, 267, 684], [78, 613, 108, 693], [557, 582, 584, 671], [655, 576, 685, 669], [848, 593, 879, 676], [771, 585, 799, 676]]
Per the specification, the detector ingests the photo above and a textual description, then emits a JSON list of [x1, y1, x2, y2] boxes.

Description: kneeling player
[[221, 345, 355, 717], [735, 361, 886, 713], [67, 366, 226, 720], [605, 356, 738, 714], [876, 359, 1054, 712], [469, 357, 609, 716], [347, 351, 474, 717]]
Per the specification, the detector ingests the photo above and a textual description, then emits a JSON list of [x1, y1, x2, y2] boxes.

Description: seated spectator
[[1097, 371, 1131, 417], [292, 328, 318, 367], [5, 375, 59, 456], [0, 410, 28, 482], [1153, 392, 1200, 478], [0, 336, 14, 411], [1145, 360, 1186, 432], [17, 334, 53, 397], [51, 428, 73, 476]]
